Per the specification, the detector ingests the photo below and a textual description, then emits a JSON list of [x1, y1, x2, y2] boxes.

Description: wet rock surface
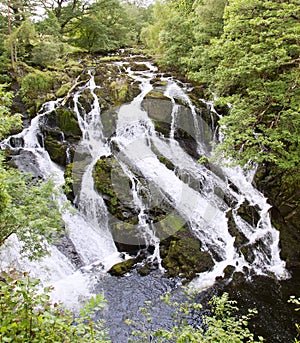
[[254, 163, 300, 270]]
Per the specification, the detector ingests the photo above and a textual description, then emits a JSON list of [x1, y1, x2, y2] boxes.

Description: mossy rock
[[226, 210, 249, 250], [137, 263, 155, 276], [108, 78, 140, 105], [55, 82, 72, 98], [44, 136, 67, 166], [77, 88, 94, 114], [101, 107, 119, 138], [153, 213, 188, 240], [144, 89, 168, 100], [93, 156, 137, 222], [160, 228, 214, 281], [45, 107, 82, 142], [129, 63, 149, 71], [63, 162, 82, 202], [110, 219, 146, 254], [108, 258, 136, 276], [236, 200, 260, 227]]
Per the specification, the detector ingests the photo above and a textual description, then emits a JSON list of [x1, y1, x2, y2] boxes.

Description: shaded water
[[0, 54, 297, 342]]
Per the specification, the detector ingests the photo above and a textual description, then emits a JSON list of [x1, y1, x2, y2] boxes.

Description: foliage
[[288, 296, 300, 342], [0, 83, 21, 139], [68, 0, 135, 53], [35, 12, 62, 38], [0, 155, 65, 259], [128, 292, 264, 342], [143, 0, 300, 175], [209, 0, 300, 171], [0, 270, 109, 343], [31, 39, 65, 67], [0, 84, 64, 260], [11, 18, 36, 61], [20, 70, 54, 103]]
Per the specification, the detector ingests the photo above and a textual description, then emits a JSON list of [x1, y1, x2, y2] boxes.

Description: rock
[[129, 63, 149, 71], [142, 97, 172, 122], [93, 155, 137, 222], [108, 253, 145, 276], [101, 107, 119, 139], [8, 149, 44, 178], [44, 136, 68, 166], [254, 163, 300, 269], [108, 258, 136, 276], [236, 200, 260, 227], [226, 210, 249, 250], [137, 263, 155, 276], [56, 235, 84, 269], [45, 107, 82, 142], [160, 227, 214, 281]]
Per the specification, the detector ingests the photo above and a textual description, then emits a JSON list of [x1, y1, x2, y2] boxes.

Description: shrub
[[0, 270, 109, 343]]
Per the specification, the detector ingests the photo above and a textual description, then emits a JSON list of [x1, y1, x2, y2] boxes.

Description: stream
[[0, 53, 299, 342]]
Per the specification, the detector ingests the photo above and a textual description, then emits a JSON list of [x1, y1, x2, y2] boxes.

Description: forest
[[0, 0, 299, 342]]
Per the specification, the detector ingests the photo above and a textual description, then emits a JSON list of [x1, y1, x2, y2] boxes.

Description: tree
[[208, 0, 300, 171], [69, 0, 133, 53], [37, 0, 89, 34], [141, 0, 196, 69]]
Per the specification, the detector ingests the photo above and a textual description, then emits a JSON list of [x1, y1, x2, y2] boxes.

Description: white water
[[0, 57, 288, 311]]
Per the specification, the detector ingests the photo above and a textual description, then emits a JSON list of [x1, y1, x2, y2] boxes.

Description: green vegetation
[[0, 1, 299, 342], [142, 0, 300, 176], [128, 292, 263, 342], [0, 84, 64, 259], [289, 296, 300, 343], [0, 270, 109, 343]]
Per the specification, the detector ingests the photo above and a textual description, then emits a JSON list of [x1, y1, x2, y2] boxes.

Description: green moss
[[108, 258, 136, 276], [160, 228, 214, 281], [44, 136, 67, 166], [110, 79, 129, 104], [55, 82, 72, 98], [46, 107, 82, 141], [99, 55, 123, 62], [152, 120, 171, 136], [93, 156, 137, 222], [154, 214, 187, 240]]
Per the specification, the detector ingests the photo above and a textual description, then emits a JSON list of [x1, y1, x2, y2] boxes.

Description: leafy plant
[[20, 70, 54, 104], [0, 154, 65, 259], [0, 83, 22, 139], [288, 296, 300, 342], [0, 270, 109, 343]]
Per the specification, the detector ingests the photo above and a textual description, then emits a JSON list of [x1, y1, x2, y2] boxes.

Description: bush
[[20, 70, 54, 104], [31, 40, 64, 67], [0, 270, 109, 343]]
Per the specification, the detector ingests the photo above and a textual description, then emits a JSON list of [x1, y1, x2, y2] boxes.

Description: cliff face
[[254, 164, 300, 269]]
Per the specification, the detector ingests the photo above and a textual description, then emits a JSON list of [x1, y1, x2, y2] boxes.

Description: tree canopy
[[142, 0, 300, 175]]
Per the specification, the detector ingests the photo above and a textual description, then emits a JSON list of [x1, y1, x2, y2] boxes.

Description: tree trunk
[[7, 0, 15, 72]]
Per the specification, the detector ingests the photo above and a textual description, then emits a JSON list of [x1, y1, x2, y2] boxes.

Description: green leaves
[[0, 155, 65, 259], [0, 270, 109, 343], [0, 84, 22, 140]]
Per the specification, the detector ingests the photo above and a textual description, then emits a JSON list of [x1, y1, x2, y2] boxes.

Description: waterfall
[[0, 55, 288, 313]]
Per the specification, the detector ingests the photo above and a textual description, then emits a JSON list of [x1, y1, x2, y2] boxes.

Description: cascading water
[[0, 54, 289, 340]]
